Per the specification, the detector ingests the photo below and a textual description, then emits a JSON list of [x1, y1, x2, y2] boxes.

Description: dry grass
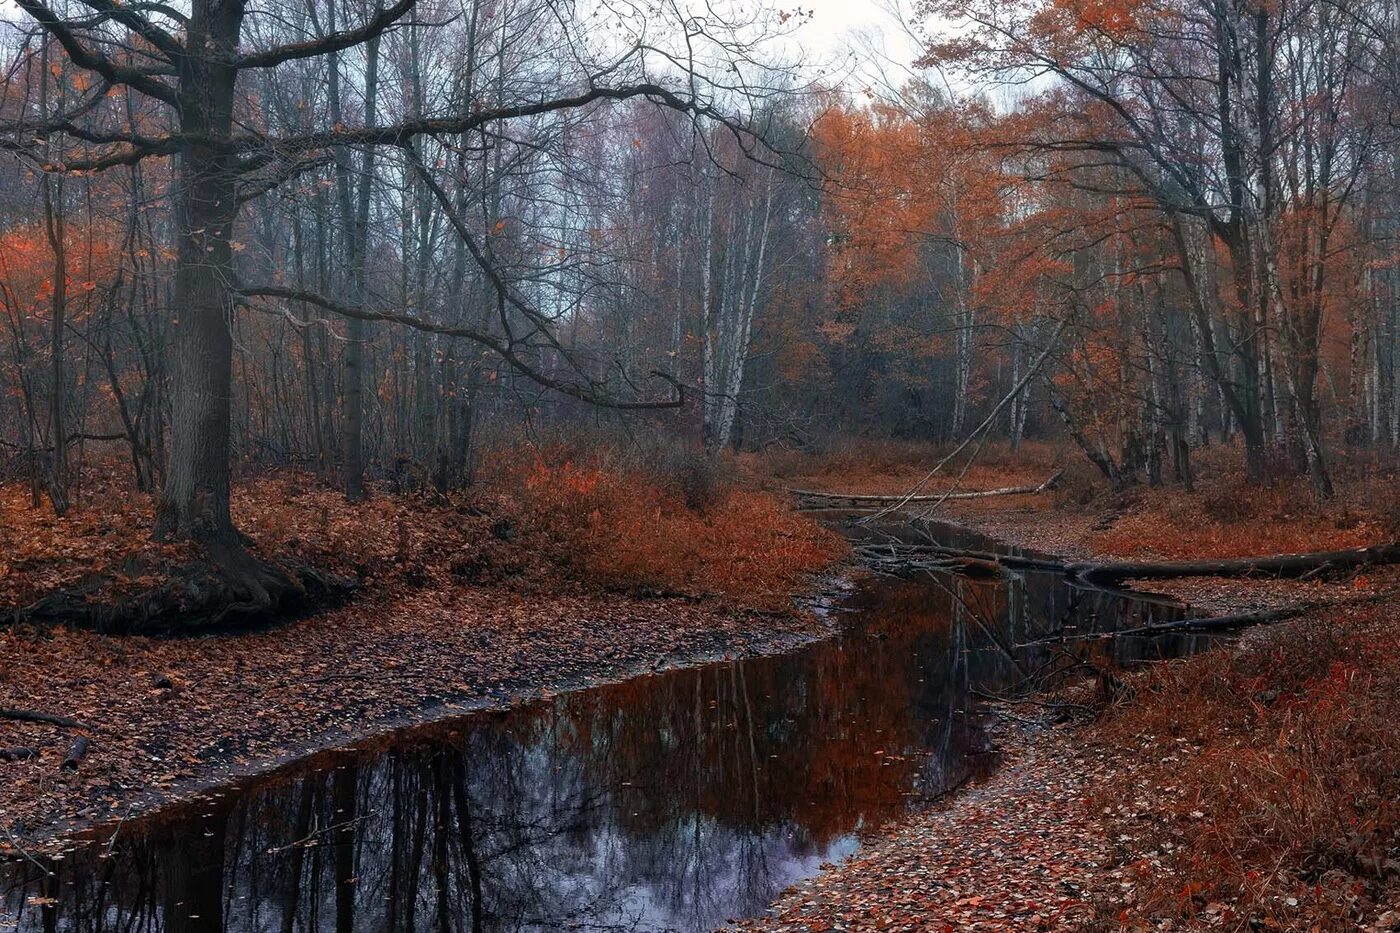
[[746, 437, 1064, 498], [1093, 603, 1400, 929], [1092, 467, 1400, 560], [0, 449, 844, 614], [490, 448, 847, 608]]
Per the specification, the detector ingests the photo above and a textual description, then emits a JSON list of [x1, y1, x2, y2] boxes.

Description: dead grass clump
[[1092, 473, 1396, 560], [1095, 605, 1400, 927], [491, 448, 846, 608]]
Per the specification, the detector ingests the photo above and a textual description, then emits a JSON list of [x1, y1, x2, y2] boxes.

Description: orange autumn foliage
[[0, 219, 120, 325], [507, 456, 846, 607], [0, 458, 844, 614]]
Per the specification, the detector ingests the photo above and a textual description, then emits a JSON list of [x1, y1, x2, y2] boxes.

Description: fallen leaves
[[729, 718, 1109, 932], [0, 583, 830, 856]]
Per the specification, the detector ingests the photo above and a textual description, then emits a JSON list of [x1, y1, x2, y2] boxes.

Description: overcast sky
[[765, 0, 943, 105]]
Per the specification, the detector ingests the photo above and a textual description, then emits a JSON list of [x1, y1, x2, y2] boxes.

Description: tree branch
[[235, 0, 417, 69], [236, 285, 684, 411], [12, 0, 179, 105]]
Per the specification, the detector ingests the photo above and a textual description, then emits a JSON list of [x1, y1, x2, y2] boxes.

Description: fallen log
[[789, 471, 1063, 509], [0, 747, 37, 762], [61, 736, 89, 771], [0, 708, 87, 730], [1067, 543, 1400, 588], [1017, 606, 1305, 647], [854, 540, 1069, 575]]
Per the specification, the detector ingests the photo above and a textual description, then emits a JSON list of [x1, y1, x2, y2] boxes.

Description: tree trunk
[[156, 0, 245, 545], [330, 7, 382, 503]]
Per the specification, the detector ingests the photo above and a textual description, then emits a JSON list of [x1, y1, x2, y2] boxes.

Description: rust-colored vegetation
[[489, 446, 847, 607], [1089, 456, 1400, 561], [0, 448, 845, 617], [1093, 603, 1400, 928]]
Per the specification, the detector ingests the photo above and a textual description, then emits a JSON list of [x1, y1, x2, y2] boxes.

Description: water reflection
[[1, 522, 1204, 931]]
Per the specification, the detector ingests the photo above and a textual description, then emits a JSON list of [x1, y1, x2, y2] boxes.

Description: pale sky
[[793, 0, 916, 57], [787, 0, 924, 76]]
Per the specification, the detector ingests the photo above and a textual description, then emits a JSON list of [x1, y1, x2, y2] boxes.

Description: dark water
[[0, 521, 1208, 932]]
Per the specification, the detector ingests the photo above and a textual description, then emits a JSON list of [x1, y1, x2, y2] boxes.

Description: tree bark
[[1067, 543, 1400, 587], [155, 0, 245, 545]]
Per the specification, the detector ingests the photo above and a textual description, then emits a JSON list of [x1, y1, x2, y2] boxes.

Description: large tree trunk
[[142, 0, 343, 627], [156, 0, 244, 545]]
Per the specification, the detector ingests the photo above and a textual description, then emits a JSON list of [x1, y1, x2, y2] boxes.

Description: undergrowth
[[1092, 471, 1400, 559], [487, 445, 846, 607], [1093, 605, 1400, 929], [0, 447, 845, 616]]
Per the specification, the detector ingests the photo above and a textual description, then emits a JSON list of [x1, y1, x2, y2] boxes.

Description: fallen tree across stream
[[1065, 543, 1400, 588], [789, 471, 1064, 510], [857, 538, 1400, 589], [854, 535, 1400, 642]]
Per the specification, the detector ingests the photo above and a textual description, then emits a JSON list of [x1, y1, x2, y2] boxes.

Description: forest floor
[[0, 453, 847, 855], [741, 441, 1400, 931]]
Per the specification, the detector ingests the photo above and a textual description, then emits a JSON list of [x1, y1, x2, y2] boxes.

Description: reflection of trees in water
[[0, 550, 1203, 932]]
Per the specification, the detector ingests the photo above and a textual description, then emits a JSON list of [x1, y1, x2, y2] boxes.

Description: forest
[[0, 0, 1398, 930]]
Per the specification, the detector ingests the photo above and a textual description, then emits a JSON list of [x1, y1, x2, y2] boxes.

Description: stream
[[1, 520, 1215, 932]]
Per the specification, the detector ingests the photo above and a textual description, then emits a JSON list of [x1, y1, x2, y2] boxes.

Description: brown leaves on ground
[[0, 457, 845, 615], [731, 718, 1110, 932], [0, 586, 826, 854], [1090, 601, 1400, 930], [0, 455, 844, 848]]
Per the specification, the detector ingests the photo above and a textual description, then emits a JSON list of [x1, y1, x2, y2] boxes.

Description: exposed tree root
[[3, 538, 356, 636]]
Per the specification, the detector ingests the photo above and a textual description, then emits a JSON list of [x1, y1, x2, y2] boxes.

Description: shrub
[[499, 450, 845, 606], [1094, 606, 1400, 927]]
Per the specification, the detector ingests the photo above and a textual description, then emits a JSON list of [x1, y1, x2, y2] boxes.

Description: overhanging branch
[[236, 285, 684, 411]]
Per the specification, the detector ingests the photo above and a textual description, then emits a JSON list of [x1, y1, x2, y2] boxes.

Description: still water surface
[[1, 520, 1209, 931]]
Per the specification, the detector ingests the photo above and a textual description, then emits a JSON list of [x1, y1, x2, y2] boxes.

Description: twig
[[1, 821, 52, 876], [0, 708, 88, 730]]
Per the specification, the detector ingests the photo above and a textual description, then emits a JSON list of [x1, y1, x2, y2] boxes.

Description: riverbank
[[732, 716, 1111, 931], [762, 440, 1400, 614], [737, 599, 1400, 931], [0, 460, 848, 856], [739, 448, 1400, 931], [0, 586, 840, 858]]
